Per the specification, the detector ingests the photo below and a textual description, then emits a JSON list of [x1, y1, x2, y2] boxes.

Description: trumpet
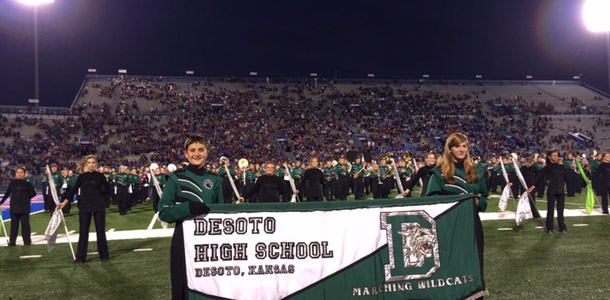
[[219, 156, 230, 166]]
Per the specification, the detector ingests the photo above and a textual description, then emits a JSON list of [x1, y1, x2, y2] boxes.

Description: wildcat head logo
[[381, 211, 440, 282], [399, 224, 437, 268]]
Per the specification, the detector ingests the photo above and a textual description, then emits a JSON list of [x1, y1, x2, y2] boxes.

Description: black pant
[[353, 177, 364, 200], [546, 193, 566, 231], [222, 178, 234, 204], [600, 187, 610, 214], [336, 176, 348, 200], [76, 211, 109, 262], [307, 196, 322, 202], [9, 213, 31, 246], [43, 186, 53, 211], [528, 193, 541, 218], [171, 222, 188, 300], [116, 186, 130, 215], [323, 182, 332, 201], [371, 180, 381, 199]]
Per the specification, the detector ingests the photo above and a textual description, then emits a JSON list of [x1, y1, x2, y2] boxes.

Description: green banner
[[187, 195, 487, 300]]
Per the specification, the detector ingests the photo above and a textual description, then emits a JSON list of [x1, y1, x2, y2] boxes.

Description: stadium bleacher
[[1, 75, 609, 187]]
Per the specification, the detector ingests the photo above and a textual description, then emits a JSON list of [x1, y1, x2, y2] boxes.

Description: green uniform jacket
[[292, 168, 304, 180], [218, 167, 237, 178], [158, 166, 223, 223], [323, 168, 333, 182], [52, 172, 63, 186], [40, 175, 48, 187], [589, 159, 600, 175], [351, 164, 363, 177], [426, 167, 488, 212], [67, 175, 78, 188], [115, 173, 129, 187], [379, 166, 390, 180], [335, 164, 348, 177]]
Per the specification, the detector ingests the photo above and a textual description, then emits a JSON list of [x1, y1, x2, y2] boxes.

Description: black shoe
[[74, 259, 85, 264], [560, 229, 569, 234], [101, 258, 109, 263], [546, 230, 556, 234]]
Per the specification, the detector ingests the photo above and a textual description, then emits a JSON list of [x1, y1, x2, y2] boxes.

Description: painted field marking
[[572, 224, 589, 227], [20, 255, 42, 259], [133, 248, 153, 252], [497, 228, 513, 231]]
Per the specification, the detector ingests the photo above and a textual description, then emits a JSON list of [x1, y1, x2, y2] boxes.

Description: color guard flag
[[498, 158, 511, 212], [575, 160, 595, 214]]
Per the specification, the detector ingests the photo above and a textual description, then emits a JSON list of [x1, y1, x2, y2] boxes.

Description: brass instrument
[[238, 158, 249, 185], [219, 156, 230, 166]]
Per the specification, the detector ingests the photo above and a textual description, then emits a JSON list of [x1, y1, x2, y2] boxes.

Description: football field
[[1, 190, 609, 299]]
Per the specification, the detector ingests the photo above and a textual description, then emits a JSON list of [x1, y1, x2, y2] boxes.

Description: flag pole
[[47, 165, 76, 260], [147, 166, 167, 230], [511, 156, 547, 230]]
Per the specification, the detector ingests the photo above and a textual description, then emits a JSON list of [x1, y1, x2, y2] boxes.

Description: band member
[[278, 161, 292, 202], [59, 155, 111, 263], [335, 158, 349, 200], [563, 153, 580, 197], [293, 161, 305, 201], [534, 156, 546, 198], [322, 161, 334, 201], [529, 150, 569, 234], [302, 157, 324, 202], [364, 161, 371, 196], [402, 152, 437, 197], [46, 164, 63, 214], [597, 153, 610, 214], [114, 165, 130, 215], [426, 133, 487, 292], [520, 157, 541, 218], [589, 152, 602, 196], [41, 169, 51, 212], [241, 162, 291, 203], [217, 159, 237, 204], [158, 135, 223, 299], [350, 157, 365, 200], [369, 163, 382, 199], [379, 159, 392, 198], [1, 167, 36, 246]]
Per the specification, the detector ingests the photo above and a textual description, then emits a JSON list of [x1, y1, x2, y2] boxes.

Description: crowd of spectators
[[1, 77, 609, 187]]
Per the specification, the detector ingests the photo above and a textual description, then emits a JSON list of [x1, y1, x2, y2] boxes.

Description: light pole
[[583, 0, 610, 93], [17, 0, 55, 103]]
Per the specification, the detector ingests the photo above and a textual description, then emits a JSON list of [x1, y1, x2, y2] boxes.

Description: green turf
[[1, 191, 608, 299]]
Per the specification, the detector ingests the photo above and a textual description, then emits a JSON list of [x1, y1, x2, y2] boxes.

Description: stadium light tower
[[583, 0, 610, 93], [16, 0, 55, 103]]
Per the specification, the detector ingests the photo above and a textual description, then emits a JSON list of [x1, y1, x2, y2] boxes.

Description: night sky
[[0, 0, 608, 107]]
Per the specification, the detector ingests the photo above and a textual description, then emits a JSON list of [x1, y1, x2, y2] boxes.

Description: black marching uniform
[[302, 168, 324, 202], [404, 164, 435, 197], [597, 162, 610, 214], [63, 171, 111, 262], [520, 164, 541, 218], [244, 175, 290, 203], [1, 179, 36, 246], [534, 162, 569, 233]]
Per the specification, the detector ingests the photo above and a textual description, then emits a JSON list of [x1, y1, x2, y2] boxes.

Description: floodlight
[[17, 0, 55, 5], [583, 0, 610, 33]]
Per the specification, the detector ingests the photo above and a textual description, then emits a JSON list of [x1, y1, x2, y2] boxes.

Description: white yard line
[[134, 248, 153, 252]]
